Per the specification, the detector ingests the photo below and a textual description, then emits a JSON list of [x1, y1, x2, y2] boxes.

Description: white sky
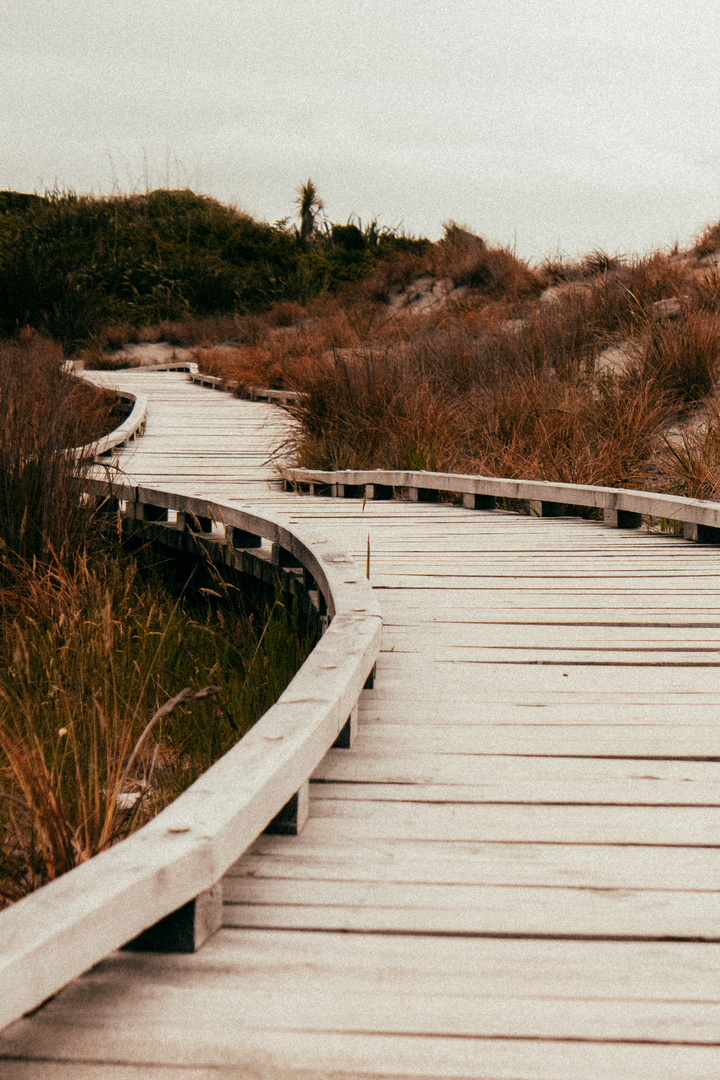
[[4, 0, 720, 262]]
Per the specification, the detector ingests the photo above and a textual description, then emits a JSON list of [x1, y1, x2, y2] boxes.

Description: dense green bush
[[0, 189, 428, 350]]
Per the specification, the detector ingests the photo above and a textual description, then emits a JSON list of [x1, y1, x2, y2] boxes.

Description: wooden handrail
[[0, 481, 381, 1031], [280, 466, 720, 542], [71, 390, 147, 460], [187, 369, 299, 405]]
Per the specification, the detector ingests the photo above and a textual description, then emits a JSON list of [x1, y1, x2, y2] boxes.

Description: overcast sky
[[4, 1, 720, 261]]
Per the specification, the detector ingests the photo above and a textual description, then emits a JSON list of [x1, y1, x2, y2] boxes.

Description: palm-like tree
[[295, 179, 323, 248]]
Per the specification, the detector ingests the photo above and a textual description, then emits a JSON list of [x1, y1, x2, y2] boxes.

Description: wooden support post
[[683, 521, 720, 544], [463, 492, 495, 510], [284, 478, 310, 495], [124, 884, 222, 954], [528, 500, 567, 517], [175, 511, 212, 533], [302, 567, 316, 590], [90, 493, 119, 517], [604, 508, 642, 529], [365, 483, 394, 500], [263, 780, 310, 835], [178, 512, 212, 533], [333, 703, 358, 748], [271, 543, 303, 568], [408, 487, 439, 503], [226, 525, 262, 549], [141, 503, 169, 523]]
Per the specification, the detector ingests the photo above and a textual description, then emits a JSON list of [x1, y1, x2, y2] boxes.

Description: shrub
[[0, 189, 430, 350], [434, 223, 541, 299], [694, 221, 720, 257]]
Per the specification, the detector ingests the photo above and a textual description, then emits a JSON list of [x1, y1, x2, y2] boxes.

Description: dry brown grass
[[0, 338, 315, 904], [649, 394, 720, 501], [434, 224, 541, 299], [694, 223, 720, 257], [0, 333, 129, 566], [281, 244, 720, 496], [621, 308, 720, 407], [456, 378, 671, 488], [87, 215, 720, 503]]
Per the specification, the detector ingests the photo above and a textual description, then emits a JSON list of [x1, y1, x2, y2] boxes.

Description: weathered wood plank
[[223, 879, 720, 938], [15, 962, 720, 1041], [313, 749, 720, 783], [358, 699, 720, 723], [4, 1026, 720, 1080], [234, 835, 720, 889], [310, 777, 720, 806], [306, 799, 720, 844]]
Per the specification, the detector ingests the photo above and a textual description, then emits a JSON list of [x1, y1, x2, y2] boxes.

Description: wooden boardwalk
[[3, 370, 720, 1078]]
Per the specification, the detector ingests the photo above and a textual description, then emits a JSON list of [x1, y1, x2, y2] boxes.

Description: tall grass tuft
[[0, 548, 313, 903], [0, 333, 121, 568], [622, 309, 720, 408], [0, 334, 314, 905]]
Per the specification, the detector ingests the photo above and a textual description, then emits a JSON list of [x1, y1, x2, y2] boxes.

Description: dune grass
[[0, 334, 314, 906], [179, 220, 720, 502]]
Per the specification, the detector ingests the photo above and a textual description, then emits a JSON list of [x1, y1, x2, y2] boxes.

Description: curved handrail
[[187, 369, 299, 406], [72, 390, 148, 460], [280, 465, 720, 538], [0, 481, 381, 1031], [70, 359, 207, 462]]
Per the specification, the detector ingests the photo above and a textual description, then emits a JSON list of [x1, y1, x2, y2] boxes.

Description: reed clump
[[0, 334, 313, 905], [0, 546, 312, 905]]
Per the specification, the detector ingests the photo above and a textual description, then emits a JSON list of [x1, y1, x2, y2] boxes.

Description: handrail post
[[408, 486, 438, 502], [332, 702, 359, 748], [683, 521, 720, 544], [226, 524, 262, 549], [604, 508, 642, 529], [365, 483, 393, 500], [124, 884, 222, 954], [463, 492, 495, 510], [263, 780, 310, 835], [528, 500, 567, 517]]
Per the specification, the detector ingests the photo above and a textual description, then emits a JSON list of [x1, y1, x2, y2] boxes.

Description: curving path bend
[[3, 370, 720, 1078]]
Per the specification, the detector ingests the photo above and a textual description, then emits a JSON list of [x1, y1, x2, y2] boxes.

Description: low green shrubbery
[[0, 187, 427, 350]]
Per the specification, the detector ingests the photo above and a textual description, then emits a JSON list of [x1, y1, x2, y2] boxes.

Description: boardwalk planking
[[4, 370, 720, 1078]]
